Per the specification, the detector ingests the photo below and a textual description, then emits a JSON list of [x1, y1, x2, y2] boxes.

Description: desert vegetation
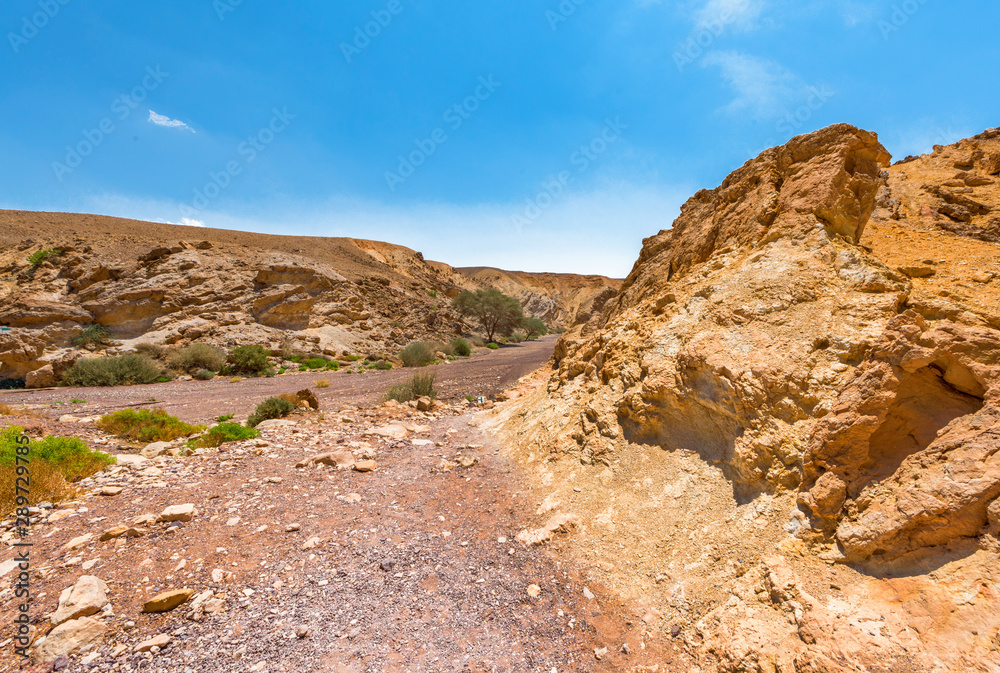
[[382, 372, 436, 403], [96, 409, 203, 443]]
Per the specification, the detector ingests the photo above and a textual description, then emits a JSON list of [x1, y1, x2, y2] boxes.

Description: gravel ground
[[0, 337, 558, 425], [1, 338, 686, 672]]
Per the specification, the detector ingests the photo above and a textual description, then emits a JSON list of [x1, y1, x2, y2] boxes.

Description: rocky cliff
[[487, 124, 1000, 671], [0, 211, 619, 385]]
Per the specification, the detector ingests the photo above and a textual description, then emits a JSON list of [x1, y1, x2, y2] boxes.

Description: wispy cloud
[[694, 0, 765, 32], [701, 51, 804, 119], [179, 217, 205, 227], [148, 110, 194, 133]]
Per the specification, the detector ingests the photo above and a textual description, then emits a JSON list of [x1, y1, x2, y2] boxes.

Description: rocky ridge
[[486, 123, 1000, 671], [0, 212, 620, 385]]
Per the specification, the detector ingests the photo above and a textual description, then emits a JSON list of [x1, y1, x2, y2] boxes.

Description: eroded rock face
[[800, 312, 1000, 561], [494, 123, 1000, 670], [542, 124, 901, 495]]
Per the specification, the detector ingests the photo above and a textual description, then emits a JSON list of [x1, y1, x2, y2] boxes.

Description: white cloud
[[701, 51, 804, 119], [179, 217, 205, 227], [148, 110, 194, 133], [694, 0, 765, 32]]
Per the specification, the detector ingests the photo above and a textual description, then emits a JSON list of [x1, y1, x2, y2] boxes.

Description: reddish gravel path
[[0, 337, 557, 424]]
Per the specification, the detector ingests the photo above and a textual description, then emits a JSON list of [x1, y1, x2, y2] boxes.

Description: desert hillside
[[487, 123, 1000, 671], [0, 211, 619, 385]]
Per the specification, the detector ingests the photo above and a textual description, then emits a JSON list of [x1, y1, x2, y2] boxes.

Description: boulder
[[25, 364, 56, 388], [49, 576, 109, 626], [32, 617, 106, 662]]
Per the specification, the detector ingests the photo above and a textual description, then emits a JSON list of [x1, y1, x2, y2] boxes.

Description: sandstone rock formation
[[0, 213, 619, 385], [489, 123, 1000, 671]]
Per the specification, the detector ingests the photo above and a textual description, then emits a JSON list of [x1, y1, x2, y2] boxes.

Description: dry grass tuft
[[315, 379, 330, 388]]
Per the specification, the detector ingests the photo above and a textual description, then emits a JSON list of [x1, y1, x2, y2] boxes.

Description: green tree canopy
[[451, 289, 524, 343], [521, 316, 548, 338]]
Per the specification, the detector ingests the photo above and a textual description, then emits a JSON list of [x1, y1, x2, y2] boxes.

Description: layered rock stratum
[[0, 211, 619, 385], [488, 124, 1000, 671]]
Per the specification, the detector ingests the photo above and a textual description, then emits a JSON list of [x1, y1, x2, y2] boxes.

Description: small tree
[[521, 317, 548, 339], [451, 289, 524, 343]]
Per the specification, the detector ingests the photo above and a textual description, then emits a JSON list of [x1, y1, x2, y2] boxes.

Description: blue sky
[[1, 1, 996, 276]]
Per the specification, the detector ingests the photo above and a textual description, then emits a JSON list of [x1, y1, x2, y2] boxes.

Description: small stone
[[583, 586, 595, 600], [134, 634, 171, 653], [621, 642, 631, 655], [353, 460, 377, 472], [285, 523, 301, 532], [99, 525, 130, 542], [158, 504, 196, 522], [302, 536, 323, 550], [211, 569, 225, 583], [526, 584, 541, 598], [594, 646, 608, 660], [671, 624, 681, 637], [295, 626, 310, 638], [99, 486, 123, 496], [62, 533, 94, 551], [415, 396, 433, 412], [142, 589, 194, 613]]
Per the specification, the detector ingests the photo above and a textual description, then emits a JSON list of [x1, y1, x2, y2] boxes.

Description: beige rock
[[99, 485, 123, 496], [353, 460, 377, 472], [134, 634, 170, 652], [32, 616, 106, 662], [62, 533, 93, 551], [142, 589, 194, 613], [416, 396, 434, 411], [49, 575, 109, 626], [295, 450, 355, 469], [366, 423, 409, 440], [25, 364, 56, 388], [158, 504, 196, 522]]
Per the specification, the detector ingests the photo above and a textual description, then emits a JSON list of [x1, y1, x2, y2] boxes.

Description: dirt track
[[0, 337, 558, 424]]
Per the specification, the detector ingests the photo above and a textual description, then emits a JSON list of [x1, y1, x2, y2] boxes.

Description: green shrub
[[373, 361, 392, 370], [425, 289, 438, 298], [486, 342, 499, 350], [382, 373, 436, 403], [399, 341, 436, 367], [216, 413, 235, 422], [1, 426, 115, 512], [246, 397, 296, 428], [0, 426, 115, 482], [96, 409, 202, 443], [28, 249, 59, 266], [72, 325, 113, 349], [70, 398, 86, 404], [304, 358, 328, 370], [62, 354, 163, 387], [134, 343, 167, 360], [193, 369, 216, 381], [168, 343, 226, 374], [188, 422, 260, 449], [450, 338, 471, 357], [325, 360, 339, 371], [227, 345, 272, 376]]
